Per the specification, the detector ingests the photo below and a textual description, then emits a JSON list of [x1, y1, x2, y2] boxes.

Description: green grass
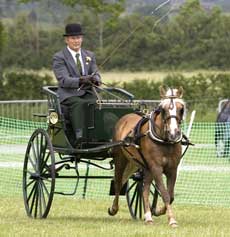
[[1, 111, 230, 235], [0, 197, 230, 237], [1, 162, 230, 208]]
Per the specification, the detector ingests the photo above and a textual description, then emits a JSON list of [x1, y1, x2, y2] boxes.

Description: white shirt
[[67, 46, 85, 75]]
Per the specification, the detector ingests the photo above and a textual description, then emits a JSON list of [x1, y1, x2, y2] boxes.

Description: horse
[[215, 99, 230, 158], [108, 86, 185, 227]]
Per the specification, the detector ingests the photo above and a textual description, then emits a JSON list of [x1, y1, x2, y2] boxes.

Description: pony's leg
[[151, 169, 167, 217], [165, 171, 177, 227], [152, 170, 177, 227], [142, 170, 154, 223], [153, 172, 177, 217], [108, 155, 128, 216]]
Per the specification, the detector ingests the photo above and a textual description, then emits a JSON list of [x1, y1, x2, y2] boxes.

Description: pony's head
[[159, 86, 185, 142]]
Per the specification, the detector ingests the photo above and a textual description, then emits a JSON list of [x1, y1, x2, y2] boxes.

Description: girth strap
[[123, 115, 149, 169], [133, 116, 149, 145]]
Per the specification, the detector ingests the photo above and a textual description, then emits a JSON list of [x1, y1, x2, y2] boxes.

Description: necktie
[[76, 53, 82, 75]]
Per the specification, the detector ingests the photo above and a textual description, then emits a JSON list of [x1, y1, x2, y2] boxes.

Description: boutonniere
[[86, 56, 91, 65]]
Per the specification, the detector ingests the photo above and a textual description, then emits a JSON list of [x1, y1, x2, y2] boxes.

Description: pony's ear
[[159, 86, 166, 98], [177, 86, 183, 98]]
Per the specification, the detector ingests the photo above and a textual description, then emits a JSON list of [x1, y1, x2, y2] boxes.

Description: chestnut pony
[[108, 87, 185, 227]]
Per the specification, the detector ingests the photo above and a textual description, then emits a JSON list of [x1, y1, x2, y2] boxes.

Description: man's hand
[[79, 75, 93, 86], [79, 75, 101, 86], [91, 76, 101, 86]]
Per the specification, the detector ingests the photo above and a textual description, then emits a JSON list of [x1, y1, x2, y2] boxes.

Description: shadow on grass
[[49, 214, 138, 223]]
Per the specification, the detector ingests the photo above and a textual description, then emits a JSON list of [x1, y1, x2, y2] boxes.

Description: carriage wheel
[[126, 172, 159, 220], [23, 128, 55, 218]]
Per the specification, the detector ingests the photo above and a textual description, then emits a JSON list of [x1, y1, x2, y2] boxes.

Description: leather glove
[[79, 75, 93, 86], [91, 76, 101, 86]]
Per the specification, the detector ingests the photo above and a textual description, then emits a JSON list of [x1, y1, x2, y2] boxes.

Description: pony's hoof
[[108, 207, 117, 216], [145, 220, 154, 225], [154, 208, 166, 217], [169, 221, 178, 228]]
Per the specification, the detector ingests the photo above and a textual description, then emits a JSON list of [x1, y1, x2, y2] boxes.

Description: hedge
[[0, 72, 54, 100]]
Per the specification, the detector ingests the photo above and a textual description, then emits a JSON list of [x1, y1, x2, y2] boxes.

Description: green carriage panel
[[87, 103, 136, 142], [47, 120, 73, 149]]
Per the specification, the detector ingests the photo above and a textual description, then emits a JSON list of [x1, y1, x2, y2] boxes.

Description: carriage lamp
[[49, 112, 59, 124]]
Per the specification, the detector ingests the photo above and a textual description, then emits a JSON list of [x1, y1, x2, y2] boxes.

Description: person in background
[[53, 23, 101, 145]]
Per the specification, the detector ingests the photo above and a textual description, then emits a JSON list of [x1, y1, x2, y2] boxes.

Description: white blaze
[[161, 88, 184, 138], [169, 100, 178, 136]]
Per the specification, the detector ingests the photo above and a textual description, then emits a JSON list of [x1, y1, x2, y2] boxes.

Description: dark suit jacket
[[53, 47, 101, 102]]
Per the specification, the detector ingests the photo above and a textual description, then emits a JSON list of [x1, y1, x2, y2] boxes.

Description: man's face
[[65, 35, 83, 52]]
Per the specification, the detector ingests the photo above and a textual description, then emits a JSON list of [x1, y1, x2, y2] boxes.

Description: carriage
[[22, 85, 160, 219]]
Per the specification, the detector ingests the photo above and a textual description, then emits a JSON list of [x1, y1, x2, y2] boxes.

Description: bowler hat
[[63, 23, 84, 36]]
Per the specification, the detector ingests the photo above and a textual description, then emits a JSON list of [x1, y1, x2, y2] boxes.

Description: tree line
[[1, 0, 230, 72], [0, 70, 227, 121]]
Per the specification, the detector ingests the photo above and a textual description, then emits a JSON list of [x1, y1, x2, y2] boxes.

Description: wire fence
[[1, 100, 230, 207]]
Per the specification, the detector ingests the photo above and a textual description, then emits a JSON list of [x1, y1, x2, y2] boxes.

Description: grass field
[[1, 197, 230, 237], [1, 81, 230, 236]]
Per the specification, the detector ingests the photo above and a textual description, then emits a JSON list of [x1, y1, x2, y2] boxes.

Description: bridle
[[160, 103, 184, 125], [148, 97, 184, 144]]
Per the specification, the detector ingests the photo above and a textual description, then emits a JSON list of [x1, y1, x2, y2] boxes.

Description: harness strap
[[123, 115, 149, 169], [148, 110, 183, 144], [136, 146, 149, 169], [123, 146, 146, 168], [133, 116, 149, 145]]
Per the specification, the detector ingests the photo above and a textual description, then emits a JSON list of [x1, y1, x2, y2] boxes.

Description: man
[[53, 23, 101, 144]]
